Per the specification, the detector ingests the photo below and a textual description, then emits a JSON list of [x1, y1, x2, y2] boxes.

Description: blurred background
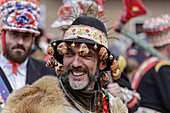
[[39, 0, 170, 40]]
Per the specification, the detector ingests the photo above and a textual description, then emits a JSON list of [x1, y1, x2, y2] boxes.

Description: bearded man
[[0, 0, 56, 105]]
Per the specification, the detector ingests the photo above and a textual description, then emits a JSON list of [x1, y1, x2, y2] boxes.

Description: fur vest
[[1, 76, 128, 113]]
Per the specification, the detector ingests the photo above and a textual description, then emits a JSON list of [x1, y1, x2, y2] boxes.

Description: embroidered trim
[[131, 56, 159, 89], [102, 88, 111, 113], [64, 25, 108, 48], [155, 60, 170, 72]]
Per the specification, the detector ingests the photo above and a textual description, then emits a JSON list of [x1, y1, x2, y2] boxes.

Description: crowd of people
[[0, 0, 170, 113]]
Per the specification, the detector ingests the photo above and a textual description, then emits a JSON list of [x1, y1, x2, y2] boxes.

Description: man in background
[[132, 14, 170, 113], [0, 0, 56, 104]]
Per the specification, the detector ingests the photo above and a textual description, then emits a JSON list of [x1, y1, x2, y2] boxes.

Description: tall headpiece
[[0, 0, 40, 35], [46, 16, 121, 81], [0, 0, 40, 57], [143, 14, 170, 47]]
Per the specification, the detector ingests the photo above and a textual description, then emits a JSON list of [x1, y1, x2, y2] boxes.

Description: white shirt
[[0, 52, 28, 91]]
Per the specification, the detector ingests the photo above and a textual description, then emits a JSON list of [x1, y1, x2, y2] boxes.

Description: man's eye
[[12, 32, 18, 36], [65, 52, 71, 55], [83, 54, 92, 58], [24, 34, 30, 37]]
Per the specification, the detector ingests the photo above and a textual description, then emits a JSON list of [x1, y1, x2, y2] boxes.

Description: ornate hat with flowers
[[46, 15, 121, 81], [143, 14, 170, 47], [0, 0, 40, 35]]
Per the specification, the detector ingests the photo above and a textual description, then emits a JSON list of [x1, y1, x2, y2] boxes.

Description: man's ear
[[99, 60, 107, 70]]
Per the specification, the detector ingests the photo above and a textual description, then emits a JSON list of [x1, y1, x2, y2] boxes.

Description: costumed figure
[[51, 0, 104, 34], [0, 0, 56, 108], [114, 0, 147, 32], [1, 11, 128, 113], [131, 14, 170, 113]]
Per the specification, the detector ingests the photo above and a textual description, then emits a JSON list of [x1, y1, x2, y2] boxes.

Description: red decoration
[[120, 0, 147, 23], [103, 97, 109, 113], [114, 0, 147, 32], [72, 29, 76, 32], [103, 97, 112, 113], [8, 62, 19, 75], [86, 29, 89, 33]]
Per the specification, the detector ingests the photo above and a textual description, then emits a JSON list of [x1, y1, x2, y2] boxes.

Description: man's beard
[[5, 44, 31, 64], [61, 66, 99, 90]]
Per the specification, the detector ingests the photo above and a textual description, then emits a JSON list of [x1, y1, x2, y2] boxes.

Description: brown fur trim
[[2, 76, 66, 113]]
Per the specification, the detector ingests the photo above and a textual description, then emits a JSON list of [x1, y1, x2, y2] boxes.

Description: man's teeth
[[72, 72, 85, 76]]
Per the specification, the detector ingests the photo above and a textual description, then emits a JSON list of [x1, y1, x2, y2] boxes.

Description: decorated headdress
[[143, 14, 170, 47], [46, 16, 121, 82], [0, 0, 40, 34], [0, 0, 40, 57]]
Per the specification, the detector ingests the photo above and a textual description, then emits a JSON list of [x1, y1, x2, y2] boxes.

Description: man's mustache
[[12, 45, 25, 51], [67, 66, 88, 72]]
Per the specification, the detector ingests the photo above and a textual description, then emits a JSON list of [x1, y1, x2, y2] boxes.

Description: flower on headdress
[[78, 29, 83, 35], [86, 29, 89, 33], [15, 13, 30, 25], [93, 32, 98, 40]]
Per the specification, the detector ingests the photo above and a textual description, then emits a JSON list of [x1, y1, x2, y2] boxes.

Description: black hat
[[48, 16, 115, 71]]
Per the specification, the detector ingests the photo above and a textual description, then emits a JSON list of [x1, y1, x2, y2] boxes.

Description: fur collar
[[2, 76, 66, 113], [2, 76, 128, 113]]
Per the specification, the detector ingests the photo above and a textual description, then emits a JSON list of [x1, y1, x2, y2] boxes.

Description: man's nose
[[72, 55, 83, 68], [17, 36, 24, 45]]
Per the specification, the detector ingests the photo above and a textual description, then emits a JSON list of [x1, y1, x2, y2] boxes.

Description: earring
[[52, 42, 57, 46], [47, 45, 54, 56], [109, 54, 114, 60], [111, 69, 121, 80], [100, 72, 109, 85], [78, 43, 89, 56], [55, 65, 64, 76], [110, 59, 119, 70], [110, 59, 121, 79], [57, 42, 67, 55], [46, 57, 57, 68], [71, 42, 75, 48], [93, 44, 98, 50], [98, 47, 108, 60]]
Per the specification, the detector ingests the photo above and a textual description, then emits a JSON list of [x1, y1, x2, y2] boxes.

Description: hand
[[107, 83, 123, 100], [0, 94, 4, 105]]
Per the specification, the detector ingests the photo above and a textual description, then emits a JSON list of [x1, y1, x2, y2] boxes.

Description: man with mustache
[[1, 16, 128, 113], [0, 0, 56, 106]]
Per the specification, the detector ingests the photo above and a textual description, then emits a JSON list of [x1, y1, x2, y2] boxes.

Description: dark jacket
[[0, 57, 57, 101], [136, 61, 170, 113]]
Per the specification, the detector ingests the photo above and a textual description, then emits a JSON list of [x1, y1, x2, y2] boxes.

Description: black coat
[[137, 64, 170, 113], [0, 57, 57, 100]]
